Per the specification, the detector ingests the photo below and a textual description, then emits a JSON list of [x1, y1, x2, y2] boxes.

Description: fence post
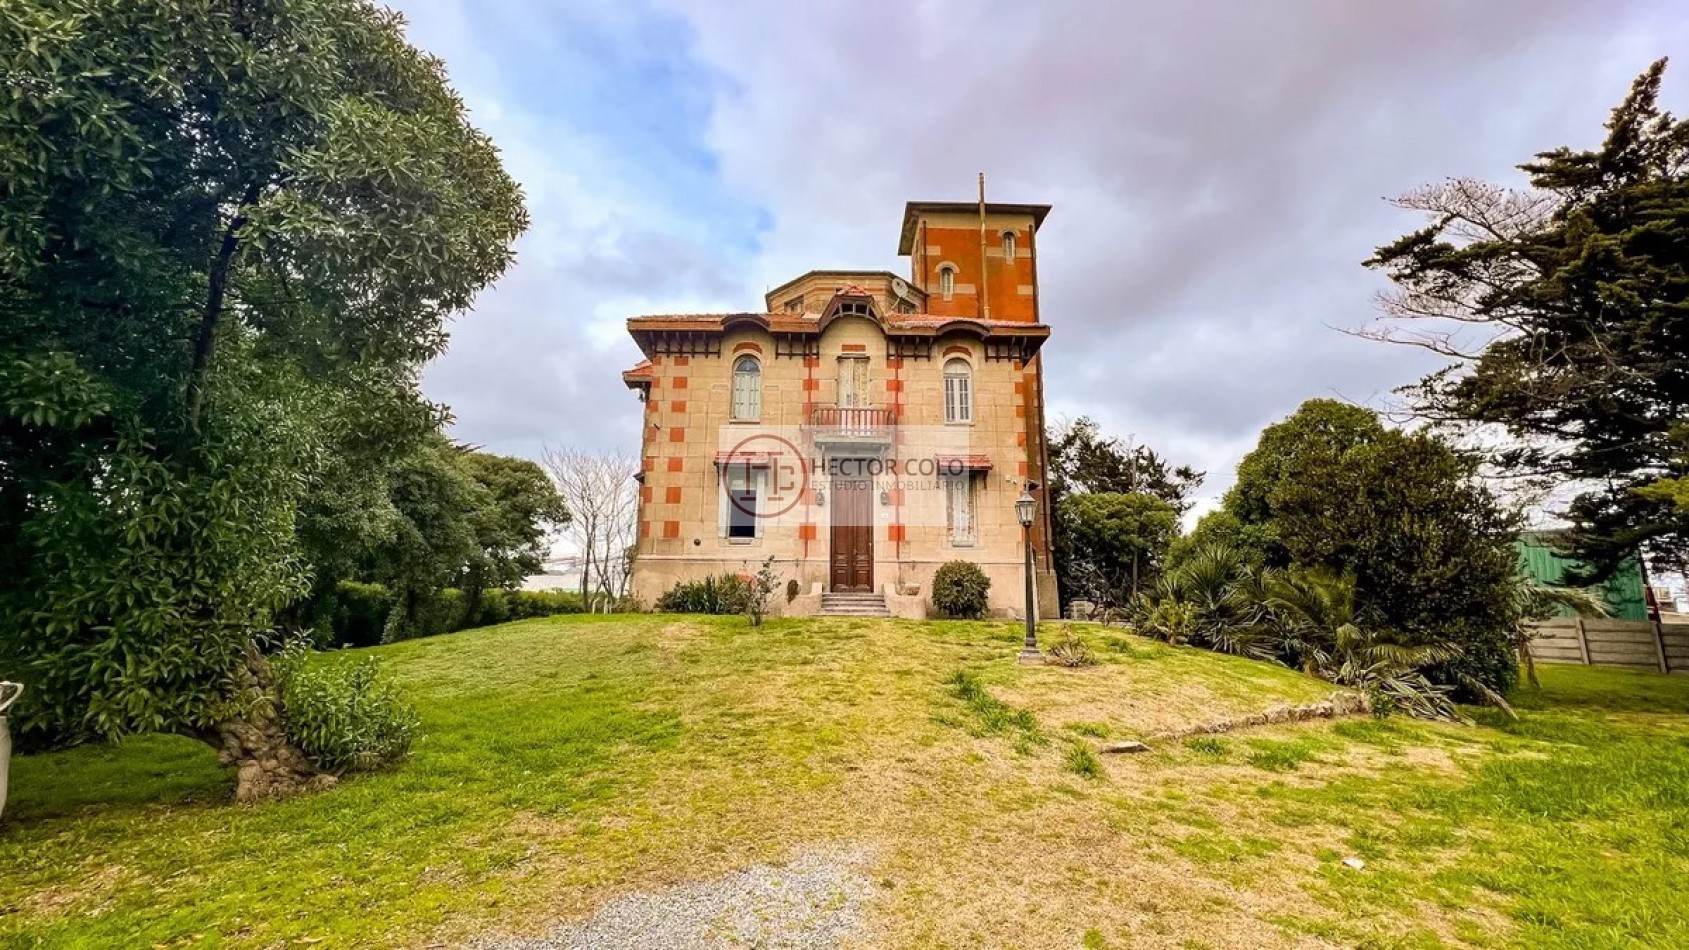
[[1575, 617, 1591, 665], [1653, 620, 1670, 673]]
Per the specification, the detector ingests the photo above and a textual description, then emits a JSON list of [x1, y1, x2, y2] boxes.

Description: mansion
[[622, 199, 1059, 618]]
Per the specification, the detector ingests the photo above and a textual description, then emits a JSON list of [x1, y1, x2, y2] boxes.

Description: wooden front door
[[829, 476, 874, 592]]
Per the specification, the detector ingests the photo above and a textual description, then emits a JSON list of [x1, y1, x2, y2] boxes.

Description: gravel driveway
[[473, 847, 875, 949]]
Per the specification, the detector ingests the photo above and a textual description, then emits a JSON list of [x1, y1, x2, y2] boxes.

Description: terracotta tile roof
[[934, 453, 994, 472], [621, 359, 653, 389]]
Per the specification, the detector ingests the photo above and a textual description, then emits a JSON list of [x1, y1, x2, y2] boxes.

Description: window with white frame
[[945, 474, 976, 546], [1002, 230, 1016, 262], [721, 465, 763, 540], [731, 355, 761, 421], [938, 265, 956, 300], [943, 357, 972, 423]]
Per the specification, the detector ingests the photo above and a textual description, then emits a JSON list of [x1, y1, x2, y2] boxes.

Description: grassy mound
[[4, 616, 1687, 948]]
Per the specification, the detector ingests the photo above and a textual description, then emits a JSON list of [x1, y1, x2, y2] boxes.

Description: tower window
[[731, 355, 761, 421], [938, 265, 956, 301], [944, 357, 972, 423], [1002, 230, 1016, 263]]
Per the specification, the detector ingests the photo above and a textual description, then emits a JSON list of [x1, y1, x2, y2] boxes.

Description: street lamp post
[[1015, 487, 1040, 664]]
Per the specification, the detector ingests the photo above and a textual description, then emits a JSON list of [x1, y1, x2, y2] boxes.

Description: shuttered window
[[944, 358, 971, 423], [946, 475, 976, 546], [837, 356, 869, 408], [731, 356, 761, 421]]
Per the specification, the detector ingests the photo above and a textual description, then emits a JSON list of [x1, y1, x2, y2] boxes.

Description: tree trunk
[[201, 648, 334, 802]]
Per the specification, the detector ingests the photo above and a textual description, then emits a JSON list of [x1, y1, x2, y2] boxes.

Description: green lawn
[[2, 616, 1687, 948]]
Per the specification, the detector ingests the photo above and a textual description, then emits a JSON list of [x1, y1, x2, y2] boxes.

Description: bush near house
[[654, 574, 754, 614], [932, 561, 992, 619]]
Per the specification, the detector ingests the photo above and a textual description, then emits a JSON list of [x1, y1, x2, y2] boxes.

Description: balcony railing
[[808, 406, 898, 439]]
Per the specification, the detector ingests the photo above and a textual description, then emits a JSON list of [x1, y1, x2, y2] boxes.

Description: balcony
[[807, 406, 898, 445]]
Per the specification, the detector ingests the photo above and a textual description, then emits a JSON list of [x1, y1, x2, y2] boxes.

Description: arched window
[[938, 265, 956, 300], [944, 357, 972, 423], [731, 355, 761, 421], [1001, 230, 1016, 263]]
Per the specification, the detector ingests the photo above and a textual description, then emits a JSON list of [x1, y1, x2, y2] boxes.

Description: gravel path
[[473, 847, 875, 950]]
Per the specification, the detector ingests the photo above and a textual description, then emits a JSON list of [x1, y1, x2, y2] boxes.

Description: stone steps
[[819, 592, 892, 617]]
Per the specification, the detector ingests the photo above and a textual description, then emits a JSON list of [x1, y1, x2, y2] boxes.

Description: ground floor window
[[721, 465, 763, 540], [945, 474, 976, 546]]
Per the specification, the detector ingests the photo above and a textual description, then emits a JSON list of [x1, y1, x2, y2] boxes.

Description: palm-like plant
[[1134, 544, 1274, 660], [1323, 623, 1463, 722], [1264, 568, 1470, 721]]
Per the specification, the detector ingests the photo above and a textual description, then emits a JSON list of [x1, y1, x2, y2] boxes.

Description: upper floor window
[[1001, 230, 1016, 263], [784, 295, 804, 313], [837, 355, 869, 409], [731, 355, 761, 421], [944, 357, 972, 423], [938, 265, 956, 301]]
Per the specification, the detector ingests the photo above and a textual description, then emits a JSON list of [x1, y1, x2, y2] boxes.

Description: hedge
[[318, 581, 586, 647]]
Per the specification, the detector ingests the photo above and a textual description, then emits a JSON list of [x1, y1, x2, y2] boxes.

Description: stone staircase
[[819, 591, 892, 618]]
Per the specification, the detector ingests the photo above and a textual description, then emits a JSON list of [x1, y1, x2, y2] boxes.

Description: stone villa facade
[[622, 199, 1059, 618]]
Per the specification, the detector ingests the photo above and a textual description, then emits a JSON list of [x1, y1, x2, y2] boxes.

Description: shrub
[[655, 574, 753, 614], [273, 647, 419, 773], [1047, 634, 1097, 667], [931, 561, 991, 619], [747, 556, 779, 626]]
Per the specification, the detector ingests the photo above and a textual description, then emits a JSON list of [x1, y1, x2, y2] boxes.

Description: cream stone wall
[[629, 314, 1057, 618]]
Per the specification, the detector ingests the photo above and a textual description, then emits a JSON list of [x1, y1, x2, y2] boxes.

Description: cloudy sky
[[398, 0, 1687, 511]]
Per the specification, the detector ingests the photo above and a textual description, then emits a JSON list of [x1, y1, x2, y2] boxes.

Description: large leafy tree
[[1047, 417, 1202, 606], [1366, 59, 1689, 579], [1057, 491, 1178, 606], [0, 0, 526, 798], [1222, 400, 1524, 696]]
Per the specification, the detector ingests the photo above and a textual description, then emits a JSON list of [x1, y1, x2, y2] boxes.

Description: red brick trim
[[798, 523, 817, 541], [666, 457, 684, 472], [664, 486, 682, 504], [732, 341, 763, 355], [662, 520, 680, 539], [668, 427, 686, 442], [841, 343, 867, 352], [674, 355, 690, 366], [942, 345, 972, 359], [671, 376, 688, 390], [669, 399, 687, 413]]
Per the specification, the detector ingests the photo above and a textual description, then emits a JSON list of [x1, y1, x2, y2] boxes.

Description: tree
[[1225, 401, 1525, 697], [1058, 492, 1178, 606], [0, 1, 526, 797], [458, 450, 570, 606], [1167, 510, 1277, 571], [542, 448, 639, 608], [1047, 418, 1203, 607], [1225, 400, 1383, 534], [1049, 417, 1204, 511], [1366, 59, 1689, 580]]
